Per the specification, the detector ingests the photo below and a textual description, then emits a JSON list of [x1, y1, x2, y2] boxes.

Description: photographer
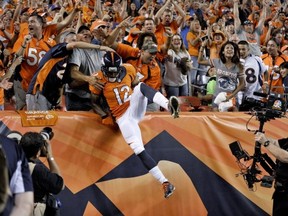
[[19, 131, 64, 216], [0, 135, 33, 216], [255, 132, 288, 216]]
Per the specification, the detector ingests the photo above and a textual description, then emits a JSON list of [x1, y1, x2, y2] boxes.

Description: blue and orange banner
[[1, 111, 286, 215]]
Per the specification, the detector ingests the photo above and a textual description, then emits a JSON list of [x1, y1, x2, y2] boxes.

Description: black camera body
[[39, 127, 54, 157], [246, 93, 286, 120]]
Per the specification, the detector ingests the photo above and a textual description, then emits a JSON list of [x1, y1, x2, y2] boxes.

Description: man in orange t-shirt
[[154, 1, 185, 48], [262, 39, 288, 94]]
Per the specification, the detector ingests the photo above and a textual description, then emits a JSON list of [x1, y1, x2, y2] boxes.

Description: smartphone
[[201, 36, 208, 41]]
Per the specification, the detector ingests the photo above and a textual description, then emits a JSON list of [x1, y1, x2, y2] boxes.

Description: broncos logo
[[218, 76, 236, 91]]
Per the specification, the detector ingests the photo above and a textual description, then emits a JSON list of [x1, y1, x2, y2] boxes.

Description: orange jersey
[[116, 43, 161, 90], [155, 21, 179, 62], [261, 53, 288, 94], [186, 31, 202, 56], [19, 23, 29, 38], [89, 64, 137, 118], [13, 24, 57, 91], [126, 27, 140, 46], [155, 21, 179, 47], [209, 42, 226, 60]]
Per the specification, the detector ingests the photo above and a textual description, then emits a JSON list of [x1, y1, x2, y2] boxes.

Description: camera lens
[[40, 127, 54, 140]]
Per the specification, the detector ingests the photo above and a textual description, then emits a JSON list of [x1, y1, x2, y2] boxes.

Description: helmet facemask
[[101, 52, 122, 82]]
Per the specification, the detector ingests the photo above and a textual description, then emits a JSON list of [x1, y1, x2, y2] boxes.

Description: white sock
[[149, 166, 168, 184], [152, 92, 169, 110]]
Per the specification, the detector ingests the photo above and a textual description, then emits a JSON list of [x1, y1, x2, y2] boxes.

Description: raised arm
[[154, 0, 170, 25], [160, 28, 173, 54], [171, 0, 186, 27], [197, 39, 210, 65], [66, 41, 114, 52], [94, 0, 103, 19], [233, 0, 241, 31], [103, 17, 131, 50], [255, 1, 268, 30], [56, 2, 81, 32]]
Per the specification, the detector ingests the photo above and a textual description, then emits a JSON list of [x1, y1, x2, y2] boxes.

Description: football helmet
[[101, 52, 123, 82]]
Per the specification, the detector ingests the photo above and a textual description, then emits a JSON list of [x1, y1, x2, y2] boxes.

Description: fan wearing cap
[[64, 25, 114, 111], [90, 20, 110, 45], [233, 0, 268, 56], [104, 19, 162, 109], [118, 39, 161, 90], [208, 30, 227, 60], [90, 51, 177, 199]]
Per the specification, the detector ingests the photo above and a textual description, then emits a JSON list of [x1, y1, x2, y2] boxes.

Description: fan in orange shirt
[[261, 38, 288, 94], [154, 0, 186, 54], [12, 4, 81, 110]]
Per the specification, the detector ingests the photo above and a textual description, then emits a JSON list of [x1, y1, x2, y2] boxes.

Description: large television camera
[[244, 91, 286, 120], [229, 90, 287, 191]]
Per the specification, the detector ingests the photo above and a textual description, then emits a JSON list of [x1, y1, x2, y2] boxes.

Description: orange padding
[[1, 111, 285, 215]]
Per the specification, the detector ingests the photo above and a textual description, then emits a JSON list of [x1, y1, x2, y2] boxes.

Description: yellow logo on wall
[[17, 111, 58, 127]]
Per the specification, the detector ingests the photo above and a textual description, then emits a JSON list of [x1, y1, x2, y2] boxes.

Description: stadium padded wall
[[1, 111, 285, 216]]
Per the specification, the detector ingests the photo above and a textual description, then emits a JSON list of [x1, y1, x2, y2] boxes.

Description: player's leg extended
[[116, 115, 175, 198], [138, 82, 180, 118]]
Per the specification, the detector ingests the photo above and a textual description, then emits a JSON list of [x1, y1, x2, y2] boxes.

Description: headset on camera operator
[[255, 132, 288, 216], [19, 128, 64, 216]]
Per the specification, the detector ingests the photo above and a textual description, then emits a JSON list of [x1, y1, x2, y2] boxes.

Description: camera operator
[[19, 131, 64, 216], [255, 132, 288, 216]]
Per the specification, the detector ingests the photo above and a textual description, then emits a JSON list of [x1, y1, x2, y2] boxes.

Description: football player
[[90, 51, 180, 198]]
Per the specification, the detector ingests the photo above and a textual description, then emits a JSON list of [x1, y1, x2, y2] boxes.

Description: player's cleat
[[168, 96, 180, 118], [162, 181, 175, 198]]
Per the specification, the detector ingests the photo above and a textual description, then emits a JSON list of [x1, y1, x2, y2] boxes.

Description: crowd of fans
[[0, 0, 287, 112]]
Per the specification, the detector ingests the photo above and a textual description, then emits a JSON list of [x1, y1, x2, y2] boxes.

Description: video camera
[[229, 87, 286, 190], [245, 91, 286, 120]]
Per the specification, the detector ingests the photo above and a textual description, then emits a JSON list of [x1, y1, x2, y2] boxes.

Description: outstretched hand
[[0, 78, 13, 90], [88, 76, 105, 90]]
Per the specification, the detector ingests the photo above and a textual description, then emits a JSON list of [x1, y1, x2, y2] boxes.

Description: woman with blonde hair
[[162, 33, 192, 98]]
